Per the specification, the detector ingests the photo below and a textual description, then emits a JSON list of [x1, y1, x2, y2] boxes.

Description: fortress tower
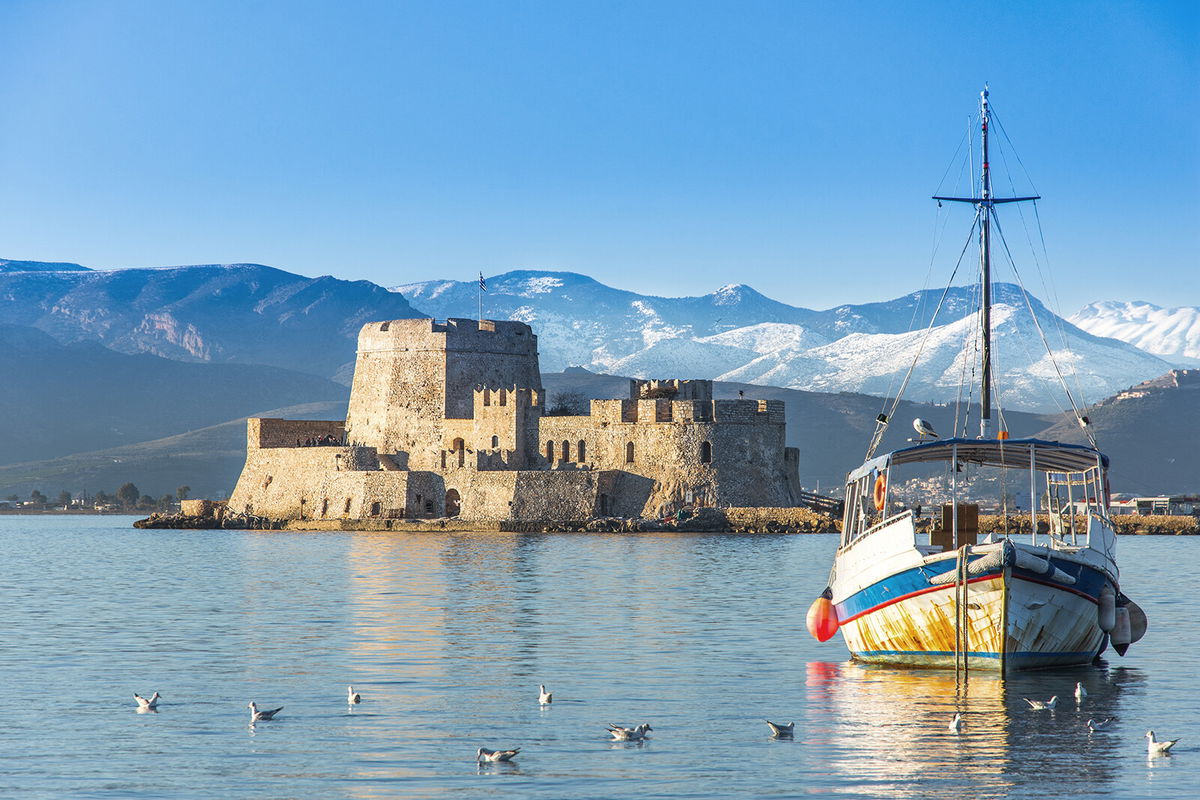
[[344, 318, 542, 470]]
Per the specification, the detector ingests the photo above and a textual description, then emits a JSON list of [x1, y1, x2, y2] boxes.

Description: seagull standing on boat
[[538, 685, 552, 705], [913, 418, 939, 440], [1075, 682, 1087, 703], [477, 747, 520, 762], [1024, 696, 1058, 710], [949, 713, 963, 733], [134, 692, 160, 710], [1146, 730, 1180, 755], [248, 702, 284, 723], [347, 686, 361, 705], [765, 720, 794, 738]]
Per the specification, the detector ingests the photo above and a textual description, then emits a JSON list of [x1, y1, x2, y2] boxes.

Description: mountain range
[[0, 257, 1195, 497], [398, 272, 1170, 411], [1070, 300, 1200, 366]]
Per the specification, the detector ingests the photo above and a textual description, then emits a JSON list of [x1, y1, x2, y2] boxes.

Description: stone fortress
[[227, 317, 801, 524]]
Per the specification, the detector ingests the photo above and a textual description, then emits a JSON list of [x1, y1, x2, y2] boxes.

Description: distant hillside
[[0, 260, 424, 380], [545, 370, 1053, 490], [0, 323, 349, 466], [1, 258, 89, 273], [0, 401, 348, 499], [1034, 369, 1200, 495], [4, 367, 1192, 500]]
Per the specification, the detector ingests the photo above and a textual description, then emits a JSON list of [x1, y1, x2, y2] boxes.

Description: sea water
[[1, 516, 1197, 799]]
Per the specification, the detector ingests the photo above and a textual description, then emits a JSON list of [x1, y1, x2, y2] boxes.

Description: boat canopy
[[847, 438, 1108, 482]]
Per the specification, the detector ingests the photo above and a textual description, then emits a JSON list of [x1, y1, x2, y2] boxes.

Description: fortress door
[[445, 489, 461, 517]]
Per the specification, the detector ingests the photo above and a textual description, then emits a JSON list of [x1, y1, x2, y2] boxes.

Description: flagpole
[[478, 272, 484, 324]]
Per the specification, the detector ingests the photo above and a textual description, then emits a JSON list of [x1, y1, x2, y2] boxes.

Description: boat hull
[[835, 560, 1108, 671]]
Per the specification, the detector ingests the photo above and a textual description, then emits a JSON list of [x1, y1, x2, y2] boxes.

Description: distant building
[[227, 318, 800, 522], [1113, 496, 1200, 516]]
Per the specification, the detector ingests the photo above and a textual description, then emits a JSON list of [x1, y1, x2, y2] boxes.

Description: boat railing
[[838, 509, 915, 555]]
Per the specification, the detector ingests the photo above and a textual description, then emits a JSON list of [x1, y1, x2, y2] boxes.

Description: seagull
[[949, 712, 963, 733], [608, 723, 653, 741], [913, 418, 939, 439], [477, 747, 520, 763], [764, 720, 794, 738], [1024, 696, 1057, 710], [134, 692, 160, 710], [347, 686, 361, 705], [1075, 682, 1087, 703], [1146, 730, 1180, 755], [1088, 718, 1114, 732], [538, 685, 552, 705], [248, 701, 284, 722]]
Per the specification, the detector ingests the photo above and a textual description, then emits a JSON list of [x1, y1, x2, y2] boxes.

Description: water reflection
[[807, 661, 1132, 799]]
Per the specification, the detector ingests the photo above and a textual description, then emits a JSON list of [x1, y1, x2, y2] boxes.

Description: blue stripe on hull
[[852, 649, 1100, 669], [835, 550, 1109, 622]]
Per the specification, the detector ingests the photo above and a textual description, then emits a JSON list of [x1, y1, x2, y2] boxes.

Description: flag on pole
[[479, 272, 486, 292]]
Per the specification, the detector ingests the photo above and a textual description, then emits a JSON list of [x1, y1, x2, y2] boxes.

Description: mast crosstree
[[933, 87, 1039, 439]]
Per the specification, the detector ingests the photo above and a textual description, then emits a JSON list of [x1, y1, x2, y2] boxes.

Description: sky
[[0, 0, 1195, 313]]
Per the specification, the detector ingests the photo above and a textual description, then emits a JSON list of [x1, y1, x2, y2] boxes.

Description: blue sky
[[0, 0, 1195, 312]]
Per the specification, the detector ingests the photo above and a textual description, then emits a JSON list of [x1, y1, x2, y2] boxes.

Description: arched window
[[445, 488, 461, 517], [578, 440, 586, 462], [562, 440, 570, 461], [700, 440, 712, 463], [546, 441, 555, 461], [491, 435, 499, 449], [452, 437, 465, 468], [625, 442, 635, 463]]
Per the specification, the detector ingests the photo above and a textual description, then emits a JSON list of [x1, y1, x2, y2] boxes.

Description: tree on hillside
[[158, 494, 174, 511], [116, 483, 140, 508], [29, 490, 46, 506], [57, 490, 72, 507], [136, 494, 157, 510], [94, 490, 112, 505], [546, 390, 588, 416], [176, 485, 191, 501]]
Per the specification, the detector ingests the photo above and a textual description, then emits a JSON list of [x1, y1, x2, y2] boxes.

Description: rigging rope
[[991, 212, 1098, 448], [865, 210, 981, 460]]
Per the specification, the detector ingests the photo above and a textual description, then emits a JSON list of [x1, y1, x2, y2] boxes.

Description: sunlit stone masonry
[[227, 318, 800, 523]]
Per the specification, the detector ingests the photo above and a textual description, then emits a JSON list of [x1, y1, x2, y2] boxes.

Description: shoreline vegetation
[[129, 507, 1200, 535]]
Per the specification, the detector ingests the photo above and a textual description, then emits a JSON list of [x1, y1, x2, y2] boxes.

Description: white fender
[[1098, 584, 1116, 633], [1112, 606, 1132, 656]]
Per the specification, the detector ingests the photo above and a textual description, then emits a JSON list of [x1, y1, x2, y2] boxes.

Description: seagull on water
[[949, 713, 963, 733], [608, 723, 653, 741], [347, 686, 361, 705], [1146, 730, 1180, 755], [1075, 682, 1087, 703], [248, 702, 284, 722], [134, 692, 160, 710], [1088, 718, 1114, 732], [764, 720, 794, 738], [1024, 696, 1058, 710], [538, 685, 552, 705], [477, 747, 520, 762]]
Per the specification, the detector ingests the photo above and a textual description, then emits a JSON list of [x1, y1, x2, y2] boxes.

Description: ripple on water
[[0, 518, 1195, 799]]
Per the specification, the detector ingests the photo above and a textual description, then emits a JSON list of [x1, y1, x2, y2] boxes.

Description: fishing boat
[[806, 88, 1146, 671]]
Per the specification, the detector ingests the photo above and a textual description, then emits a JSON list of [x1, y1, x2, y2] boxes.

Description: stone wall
[[249, 418, 346, 448]]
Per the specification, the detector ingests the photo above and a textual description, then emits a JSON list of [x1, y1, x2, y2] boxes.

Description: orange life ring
[[873, 474, 887, 511]]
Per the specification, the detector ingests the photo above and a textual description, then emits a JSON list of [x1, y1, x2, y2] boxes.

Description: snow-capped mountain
[[1069, 301, 1200, 366], [394, 271, 1170, 411], [396, 271, 823, 372]]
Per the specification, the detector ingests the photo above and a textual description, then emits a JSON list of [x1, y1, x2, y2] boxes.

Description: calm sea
[[1, 516, 1196, 799]]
